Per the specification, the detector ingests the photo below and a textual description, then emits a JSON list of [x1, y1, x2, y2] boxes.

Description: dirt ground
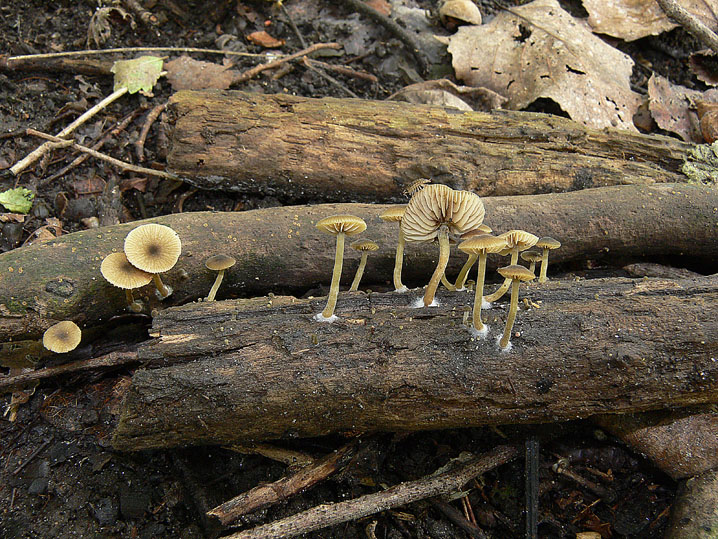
[[0, 0, 711, 537]]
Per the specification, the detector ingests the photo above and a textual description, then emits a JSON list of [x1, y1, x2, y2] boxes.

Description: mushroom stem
[[472, 253, 488, 331], [393, 228, 406, 291], [206, 269, 226, 302], [484, 246, 519, 303], [528, 260, 537, 274], [322, 231, 345, 318], [424, 225, 450, 306], [499, 278, 520, 349], [441, 273, 456, 291], [455, 253, 478, 289], [124, 290, 143, 312], [349, 252, 369, 292], [538, 248, 550, 283], [153, 274, 172, 299]]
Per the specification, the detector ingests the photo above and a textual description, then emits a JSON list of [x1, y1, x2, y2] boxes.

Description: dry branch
[[111, 274, 718, 450], [0, 183, 716, 342], [165, 91, 693, 200]]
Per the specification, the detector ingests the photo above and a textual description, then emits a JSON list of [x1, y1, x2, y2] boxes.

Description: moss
[[682, 142, 718, 184]]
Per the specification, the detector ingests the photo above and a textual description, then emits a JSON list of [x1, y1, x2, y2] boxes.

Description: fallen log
[[111, 274, 718, 450], [0, 183, 716, 342], [165, 90, 693, 200]]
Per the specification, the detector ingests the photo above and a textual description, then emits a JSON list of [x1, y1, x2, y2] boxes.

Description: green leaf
[[111, 56, 165, 96], [0, 187, 34, 213]]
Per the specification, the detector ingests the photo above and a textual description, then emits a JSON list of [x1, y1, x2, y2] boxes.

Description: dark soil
[[0, 1, 707, 538]]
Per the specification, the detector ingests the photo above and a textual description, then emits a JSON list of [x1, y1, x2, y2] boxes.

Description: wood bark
[[0, 183, 716, 343], [111, 274, 718, 450], [165, 90, 693, 201]]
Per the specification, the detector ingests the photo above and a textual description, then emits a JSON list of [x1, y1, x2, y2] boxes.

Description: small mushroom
[[316, 215, 367, 320], [100, 252, 153, 312], [349, 239, 379, 291], [124, 223, 182, 299], [497, 264, 535, 350], [42, 321, 82, 354], [520, 250, 542, 274], [535, 237, 561, 283], [379, 206, 408, 292], [454, 224, 493, 289], [484, 230, 538, 303], [439, 0, 482, 29], [205, 254, 236, 301]]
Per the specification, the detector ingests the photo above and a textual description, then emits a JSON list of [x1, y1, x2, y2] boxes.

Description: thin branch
[[5, 47, 277, 63], [231, 42, 341, 85], [301, 57, 359, 98], [655, 0, 718, 55], [135, 102, 167, 162], [305, 58, 378, 83]]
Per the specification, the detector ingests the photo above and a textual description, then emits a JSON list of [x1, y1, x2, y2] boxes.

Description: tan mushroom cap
[[205, 254, 236, 271], [101, 252, 153, 289], [124, 223, 182, 273], [316, 215, 367, 236], [379, 206, 406, 222], [460, 224, 493, 239], [43, 321, 82, 353], [458, 234, 508, 255], [521, 251, 543, 263], [440, 0, 483, 25], [497, 264, 536, 282], [351, 239, 379, 251], [499, 229, 539, 251], [401, 184, 485, 242], [536, 237, 561, 250]]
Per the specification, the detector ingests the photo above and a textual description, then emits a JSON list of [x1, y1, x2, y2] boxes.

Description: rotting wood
[[0, 183, 716, 343], [111, 274, 718, 450], [165, 90, 694, 201]]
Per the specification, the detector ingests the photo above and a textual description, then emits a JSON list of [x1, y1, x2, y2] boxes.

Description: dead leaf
[[73, 175, 106, 196], [165, 55, 236, 91], [366, 0, 392, 16], [119, 177, 149, 193], [690, 49, 718, 86], [246, 31, 286, 49], [441, 0, 641, 131], [0, 213, 26, 223], [389, 79, 507, 111], [87, 7, 135, 48]]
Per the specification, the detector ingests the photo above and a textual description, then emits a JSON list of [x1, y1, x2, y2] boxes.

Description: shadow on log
[[111, 274, 718, 450]]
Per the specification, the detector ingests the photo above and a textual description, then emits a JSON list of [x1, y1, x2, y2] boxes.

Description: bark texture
[[165, 90, 693, 200], [0, 183, 716, 342], [112, 274, 718, 450]]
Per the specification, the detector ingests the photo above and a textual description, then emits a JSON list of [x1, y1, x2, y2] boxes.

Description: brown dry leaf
[[690, 49, 718, 86], [585, 0, 718, 41], [119, 177, 149, 193], [440, 0, 641, 131], [73, 175, 106, 196], [366, 0, 391, 16], [388, 79, 507, 111], [246, 30, 286, 49], [164, 56, 236, 91], [87, 7, 135, 48], [0, 213, 26, 223]]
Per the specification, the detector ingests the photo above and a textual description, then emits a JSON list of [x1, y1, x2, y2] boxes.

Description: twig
[[4, 47, 276, 63], [122, 0, 159, 26], [10, 87, 128, 176], [525, 436, 539, 539], [209, 439, 360, 527], [25, 129, 179, 180], [231, 42, 341, 85], [225, 442, 315, 469], [429, 498, 488, 539], [655, 0, 718, 56], [306, 58, 378, 83], [224, 445, 519, 539], [301, 58, 359, 98], [135, 102, 167, 162], [12, 435, 54, 475], [281, 4, 307, 49]]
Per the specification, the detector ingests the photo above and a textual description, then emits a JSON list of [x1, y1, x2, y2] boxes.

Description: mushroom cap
[[497, 264, 536, 282], [316, 215, 367, 236], [401, 184, 485, 242], [124, 223, 182, 273], [43, 321, 82, 354], [379, 206, 406, 222], [460, 224, 492, 239], [458, 234, 508, 255], [440, 0, 482, 25], [536, 237, 561, 250], [205, 254, 236, 271], [499, 229, 539, 251], [351, 239, 379, 251], [520, 250, 543, 263], [100, 252, 153, 289]]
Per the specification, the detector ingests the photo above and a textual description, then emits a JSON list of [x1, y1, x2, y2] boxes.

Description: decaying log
[[111, 274, 718, 450], [665, 469, 718, 539], [0, 183, 716, 342], [165, 90, 693, 200]]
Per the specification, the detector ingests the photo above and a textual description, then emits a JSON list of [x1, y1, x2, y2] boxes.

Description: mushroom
[[379, 206, 409, 292], [124, 223, 182, 300], [349, 239, 379, 291], [401, 184, 485, 306], [315, 215, 367, 320], [535, 237, 561, 283], [497, 264, 535, 350], [454, 224, 493, 289], [458, 234, 508, 335], [42, 321, 82, 354], [439, 0, 482, 29], [520, 250, 542, 274], [205, 254, 236, 301], [484, 230, 538, 303], [100, 252, 153, 312]]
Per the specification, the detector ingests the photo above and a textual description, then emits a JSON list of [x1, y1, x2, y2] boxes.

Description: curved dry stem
[[484, 246, 519, 303], [322, 232, 345, 318], [455, 253, 478, 289], [393, 228, 406, 291], [472, 253, 488, 331], [125, 290, 142, 312], [539, 248, 550, 283], [206, 269, 226, 301], [499, 279, 520, 349], [441, 273, 456, 291], [424, 226, 450, 306], [349, 252, 369, 291], [153, 274, 172, 299], [528, 261, 536, 274]]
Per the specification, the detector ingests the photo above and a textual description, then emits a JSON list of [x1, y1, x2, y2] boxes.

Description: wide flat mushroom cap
[[316, 215, 367, 236], [461, 224, 492, 239], [499, 229, 539, 251], [458, 234, 508, 254], [351, 239, 379, 251], [100, 252, 153, 289], [521, 251, 543, 263], [124, 223, 182, 273], [536, 237, 561, 250], [43, 321, 82, 353], [379, 206, 406, 222], [205, 254, 236, 271], [497, 264, 536, 282]]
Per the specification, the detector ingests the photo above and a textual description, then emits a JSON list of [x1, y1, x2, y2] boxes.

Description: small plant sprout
[[484, 230, 538, 303], [454, 224, 492, 289], [315, 215, 367, 321], [497, 264, 535, 350], [401, 184, 485, 307], [349, 239, 379, 291], [43, 321, 82, 353], [379, 206, 408, 292], [205, 254, 236, 301], [100, 252, 153, 312], [520, 250, 542, 274], [535, 237, 561, 282], [458, 234, 508, 336], [124, 223, 182, 300]]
